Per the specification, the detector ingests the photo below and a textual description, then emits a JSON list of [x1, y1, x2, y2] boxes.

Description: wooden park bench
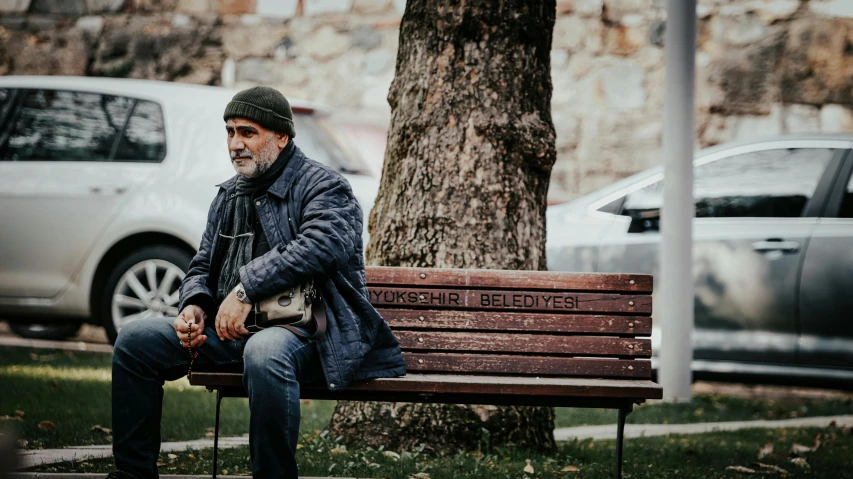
[[189, 267, 662, 479]]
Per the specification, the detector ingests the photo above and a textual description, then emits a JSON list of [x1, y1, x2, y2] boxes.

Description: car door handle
[[752, 240, 800, 253]]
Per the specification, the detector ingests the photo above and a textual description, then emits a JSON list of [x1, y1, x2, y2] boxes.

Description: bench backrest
[[366, 267, 653, 380]]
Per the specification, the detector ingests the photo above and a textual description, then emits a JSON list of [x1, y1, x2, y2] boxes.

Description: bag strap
[[282, 297, 327, 340]]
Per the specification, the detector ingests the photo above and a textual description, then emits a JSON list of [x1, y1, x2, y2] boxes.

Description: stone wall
[[1, 0, 853, 202]]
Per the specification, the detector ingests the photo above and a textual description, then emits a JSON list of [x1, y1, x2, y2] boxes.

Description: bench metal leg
[[614, 404, 632, 479], [212, 389, 222, 479]]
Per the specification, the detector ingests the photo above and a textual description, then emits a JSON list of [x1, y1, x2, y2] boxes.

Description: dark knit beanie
[[223, 86, 296, 138]]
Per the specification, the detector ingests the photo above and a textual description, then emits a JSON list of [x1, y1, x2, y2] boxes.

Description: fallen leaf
[[810, 433, 821, 452], [790, 443, 811, 455], [30, 353, 38, 360], [296, 444, 304, 449], [726, 465, 756, 474], [91, 425, 112, 435], [384, 451, 400, 460], [167, 454, 177, 460], [409, 473, 430, 479], [187, 454, 195, 460], [0, 416, 22, 422], [221, 469, 228, 475], [561, 465, 580, 472], [757, 441, 773, 459], [156, 462, 167, 467], [755, 462, 788, 474], [523, 459, 534, 474], [16, 439, 28, 448], [38, 421, 55, 431], [790, 457, 809, 468], [15, 410, 24, 418], [329, 447, 347, 455]]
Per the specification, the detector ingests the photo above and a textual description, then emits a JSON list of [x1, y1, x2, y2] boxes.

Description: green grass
[[554, 392, 853, 428], [0, 347, 333, 449], [31, 425, 853, 478], [3, 345, 852, 454]]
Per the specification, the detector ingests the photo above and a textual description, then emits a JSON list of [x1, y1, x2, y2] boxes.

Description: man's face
[[225, 118, 287, 178]]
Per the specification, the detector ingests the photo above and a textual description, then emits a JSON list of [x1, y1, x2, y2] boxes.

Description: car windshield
[[294, 115, 371, 176]]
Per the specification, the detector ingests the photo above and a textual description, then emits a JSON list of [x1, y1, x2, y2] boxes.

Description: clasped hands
[[173, 292, 252, 348]]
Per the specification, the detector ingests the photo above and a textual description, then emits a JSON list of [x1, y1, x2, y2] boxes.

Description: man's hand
[[174, 305, 207, 348], [215, 292, 252, 341]]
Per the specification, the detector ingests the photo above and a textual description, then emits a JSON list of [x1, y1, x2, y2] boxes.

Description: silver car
[[0, 76, 378, 343], [546, 135, 853, 385]]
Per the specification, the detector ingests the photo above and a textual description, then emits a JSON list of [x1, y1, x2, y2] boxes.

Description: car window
[[112, 100, 167, 163], [0, 89, 166, 163], [620, 148, 834, 219], [294, 115, 370, 176], [838, 172, 853, 218]]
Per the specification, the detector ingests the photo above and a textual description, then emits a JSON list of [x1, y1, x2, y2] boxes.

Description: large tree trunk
[[328, 0, 557, 453]]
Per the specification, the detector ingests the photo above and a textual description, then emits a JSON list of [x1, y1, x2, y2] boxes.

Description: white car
[[0, 76, 379, 343]]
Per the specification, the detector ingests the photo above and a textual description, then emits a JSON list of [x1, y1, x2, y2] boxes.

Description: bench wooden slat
[[366, 267, 653, 293], [189, 372, 662, 400], [403, 353, 651, 378], [380, 309, 652, 335], [369, 287, 651, 314], [396, 331, 651, 358]]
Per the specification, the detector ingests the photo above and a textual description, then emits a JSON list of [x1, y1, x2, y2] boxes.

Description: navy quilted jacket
[[178, 145, 406, 390]]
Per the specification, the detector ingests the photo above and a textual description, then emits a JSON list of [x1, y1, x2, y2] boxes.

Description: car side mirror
[[626, 209, 661, 233]]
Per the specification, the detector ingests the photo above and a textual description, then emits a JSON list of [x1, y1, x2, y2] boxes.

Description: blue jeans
[[112, 317, 324, 479]]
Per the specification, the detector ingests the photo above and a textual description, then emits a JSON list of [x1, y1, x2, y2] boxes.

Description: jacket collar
[[215, 144, 306, 199]]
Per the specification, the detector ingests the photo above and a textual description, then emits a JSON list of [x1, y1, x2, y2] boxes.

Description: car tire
[[101, 245, 193, 344], [7, 321, 83, 341]]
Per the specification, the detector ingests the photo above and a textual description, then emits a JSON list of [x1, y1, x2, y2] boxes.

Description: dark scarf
[[216, 141, 295, 302]]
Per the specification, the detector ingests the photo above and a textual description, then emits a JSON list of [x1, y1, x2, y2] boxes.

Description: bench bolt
[[419, 316, 424, 321], [629, 280, 635, 285], [419, 295, 425, 300], [628, 301, 634, 306], [420, 273, 426, 279], [628, 366, 634, 371], [418, 359, 424, 364], [418, 337, 424, 343], [628, 344, 634, 349], [628, 322, 634, 328]]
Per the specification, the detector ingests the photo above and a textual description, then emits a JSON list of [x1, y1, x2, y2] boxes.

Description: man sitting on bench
[[107, 86, 406, 479]]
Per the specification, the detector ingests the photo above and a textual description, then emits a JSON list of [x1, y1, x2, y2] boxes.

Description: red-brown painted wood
[[403, 352, 651, 378], [395, 331, 652, 357], [366, 267, 653, 293], [379, 309, 652, 335], [368, 287, 652, 314]]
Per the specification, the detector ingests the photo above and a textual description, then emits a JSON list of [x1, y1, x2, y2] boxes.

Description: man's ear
[[276, 132, 289, 150]]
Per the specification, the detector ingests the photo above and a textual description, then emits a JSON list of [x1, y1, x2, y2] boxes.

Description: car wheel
[[7, 321, 83, 341], [101, 245, 193, 344]]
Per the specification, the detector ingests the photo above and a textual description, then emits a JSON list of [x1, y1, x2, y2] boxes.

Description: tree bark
[[328, 0, 557, 454]]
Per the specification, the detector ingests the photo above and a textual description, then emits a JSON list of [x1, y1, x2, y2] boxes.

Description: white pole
[[659, 0, 696, 401]]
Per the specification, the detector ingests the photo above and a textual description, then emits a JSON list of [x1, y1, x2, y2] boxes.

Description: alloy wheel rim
[[111, 259, 185, 333]]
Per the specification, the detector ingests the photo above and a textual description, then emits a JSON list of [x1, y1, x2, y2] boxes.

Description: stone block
[[600, 60, 646, 109], [221, 24, 288, 59], [710, 14, 769, 46], [810, 0, 853, 19], [0, 0, 30, 13], [172, 12, 191, 26], [553, 15, 603, 53], [750, 0, 799, 24], [557, 0, 603, 17], [604, 24, 645, 56], [305, 24, 349, 60], [779, 19, 853, 105], [217, 0, 254, 14], [303, 0, 352, 16], [177, 0, 211, 14], [364, 49, 392, 75], [85, 0, 125, 12], [31, 0, 87, 14], [351, 25, 382, 50], [733, 104, 784, 140], [603, 0, 651, 22], [782, 104, 820, 134], [236, 57, 280, 83], [76, 15, 104, 33], [820, 104, 853, 133], [352, 0, 390, 14], [256, 0, 296, 17]]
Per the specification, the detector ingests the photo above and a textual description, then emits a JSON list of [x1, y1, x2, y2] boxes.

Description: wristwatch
[[233, 283, 252, 304]]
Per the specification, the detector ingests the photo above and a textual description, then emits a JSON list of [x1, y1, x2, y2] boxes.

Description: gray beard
[[231, 135, 280, 178]]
